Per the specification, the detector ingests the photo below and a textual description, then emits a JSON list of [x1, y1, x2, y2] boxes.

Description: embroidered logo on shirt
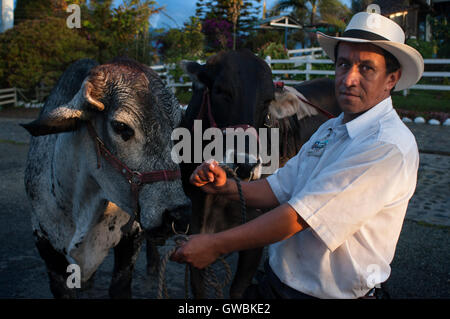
[[307, 128, 333, 157]]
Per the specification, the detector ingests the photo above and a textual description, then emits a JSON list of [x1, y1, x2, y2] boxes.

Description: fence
[[150, 51, 449, 96], [287, 47, 325, 59], [264, 56, 450, 95], [0, 88, 17, 107], [2, 54, 448, 107], [150, 64, 193, 92]]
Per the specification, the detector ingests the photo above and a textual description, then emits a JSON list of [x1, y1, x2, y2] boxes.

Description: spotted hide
[[22, 57, 191, 298]]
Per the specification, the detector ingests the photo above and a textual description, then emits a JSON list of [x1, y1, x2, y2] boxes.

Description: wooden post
[[306, 56, 312, 81]]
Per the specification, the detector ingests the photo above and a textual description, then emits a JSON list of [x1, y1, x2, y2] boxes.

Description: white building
[[0, 0, 14, 33]]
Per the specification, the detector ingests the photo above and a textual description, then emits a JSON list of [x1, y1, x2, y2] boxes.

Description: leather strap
[[86, 122, 181, 227]]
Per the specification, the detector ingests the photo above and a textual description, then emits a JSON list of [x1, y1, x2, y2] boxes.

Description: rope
[[157, 235, 233, 299], [156, 164, 248, 299], [220, 164, 247, 224], [157, 236, 188, 299]]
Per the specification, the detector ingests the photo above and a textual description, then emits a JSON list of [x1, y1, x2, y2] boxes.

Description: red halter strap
[[195, 87, 218, 128], [86, 122, 181, 228], [192, 87, 260, 140]]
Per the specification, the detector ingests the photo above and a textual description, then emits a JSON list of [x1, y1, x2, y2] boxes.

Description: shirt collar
[[343, 97, 393, 139]]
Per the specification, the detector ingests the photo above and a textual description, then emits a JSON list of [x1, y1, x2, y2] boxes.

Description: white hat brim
[[317, 32, 424, 91]]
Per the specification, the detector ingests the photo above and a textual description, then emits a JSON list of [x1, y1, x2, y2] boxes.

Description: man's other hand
[[189, 159, 228, 194]]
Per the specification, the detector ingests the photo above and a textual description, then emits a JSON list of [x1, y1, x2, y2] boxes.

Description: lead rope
[[156, 234, 233, 299], [156, 165, 247, 299], [220, 164, 247, 224]]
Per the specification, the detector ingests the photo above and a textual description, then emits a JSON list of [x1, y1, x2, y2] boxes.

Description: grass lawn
[[392, 90, 450, 113]]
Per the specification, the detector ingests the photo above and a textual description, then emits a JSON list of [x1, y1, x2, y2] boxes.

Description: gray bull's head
[[22, 58, 191, 231]]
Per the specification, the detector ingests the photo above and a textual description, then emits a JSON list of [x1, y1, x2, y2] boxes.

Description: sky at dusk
[[9, 0, 353, 29], [113, 0, 353, 29]]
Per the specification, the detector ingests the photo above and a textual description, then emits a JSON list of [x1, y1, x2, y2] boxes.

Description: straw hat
[[317, 11, 424, 91]]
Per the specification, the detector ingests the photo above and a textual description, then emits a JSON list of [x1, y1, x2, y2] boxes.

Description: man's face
[[335, 42, 401, 122]]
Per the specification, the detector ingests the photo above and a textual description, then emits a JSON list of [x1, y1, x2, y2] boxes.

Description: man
[[171, 10, 424, 299]]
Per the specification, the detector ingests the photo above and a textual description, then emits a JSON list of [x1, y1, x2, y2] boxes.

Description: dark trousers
[[243, 260, 318, 299]]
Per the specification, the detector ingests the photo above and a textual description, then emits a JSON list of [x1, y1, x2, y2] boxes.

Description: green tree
[[429, 15, 450, 58], [195, 0, 262, 49], [158, 16, 205, 63], [272, 0, 349, 26], [14, 0, 69, 25], [318, 0, 351, 32], [0, 17, 96, 91], [229, 0, 243, 50], [82, 0, 162, 63], [350, 0, 372, 13]]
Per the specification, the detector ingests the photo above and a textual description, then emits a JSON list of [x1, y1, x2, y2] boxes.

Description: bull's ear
[[269, 86, 318, 120], [20, 108, 84, 136], [180, 60, 209, 88], [269, 90, 301, 119], [21, 81, 93, 137]]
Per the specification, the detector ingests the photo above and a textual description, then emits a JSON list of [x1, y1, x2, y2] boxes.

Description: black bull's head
[[178, 50, 276, 182], [180, 49, 275, 130]]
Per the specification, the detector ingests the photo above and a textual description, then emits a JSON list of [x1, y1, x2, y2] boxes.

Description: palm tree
[[350, 0, 373, 14], [272, 0, 350, 27], [271, 0, 317, 25]]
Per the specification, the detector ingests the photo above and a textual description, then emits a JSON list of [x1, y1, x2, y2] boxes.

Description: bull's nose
[[235, 159, 260, 180]]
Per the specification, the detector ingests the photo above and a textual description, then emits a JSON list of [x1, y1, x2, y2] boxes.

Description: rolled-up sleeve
[[287, 141, 406, 252], [266, 149, 303, 204]]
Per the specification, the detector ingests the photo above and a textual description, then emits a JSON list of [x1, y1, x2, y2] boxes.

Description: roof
[[255, 14, 303, 30]]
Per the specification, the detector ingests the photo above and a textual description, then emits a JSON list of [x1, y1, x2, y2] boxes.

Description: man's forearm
[[219, 178, 279, 210], [213, 203, 309, 255]]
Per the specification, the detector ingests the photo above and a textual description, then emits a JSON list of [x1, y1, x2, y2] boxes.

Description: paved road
[[0, 118, 448, 299]]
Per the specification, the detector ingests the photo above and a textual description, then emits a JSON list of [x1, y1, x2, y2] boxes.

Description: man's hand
[[170, 203, 309, 269], [190, 160, 228, 194], [170, 234, 220, 269]]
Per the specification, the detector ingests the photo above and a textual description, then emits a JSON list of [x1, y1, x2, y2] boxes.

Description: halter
[[86, 122, 181, 231], [193, 87, 259, 136]]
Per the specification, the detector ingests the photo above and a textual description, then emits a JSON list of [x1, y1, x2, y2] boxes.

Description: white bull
[[22, 57, 191, 298]]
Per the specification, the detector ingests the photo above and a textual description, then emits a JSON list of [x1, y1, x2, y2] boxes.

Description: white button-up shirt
[[266, 97, 419, 298]]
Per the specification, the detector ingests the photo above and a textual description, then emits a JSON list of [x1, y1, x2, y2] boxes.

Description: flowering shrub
[[202, 18, 233, 50]]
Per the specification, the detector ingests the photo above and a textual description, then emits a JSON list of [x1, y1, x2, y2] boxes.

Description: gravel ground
[[0, 116, 448, 299]]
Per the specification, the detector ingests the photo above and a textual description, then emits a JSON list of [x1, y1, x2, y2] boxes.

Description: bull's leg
[[190, 266, 206, 298], [146, 240, 160, 275], [189, 202, 207, 298], [35, 234, 77, 299], [109, 223, 144, 299], [230, 248, 264, 299]]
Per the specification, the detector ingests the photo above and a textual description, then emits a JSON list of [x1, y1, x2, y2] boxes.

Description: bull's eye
[[111, 120, 134, 141]]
